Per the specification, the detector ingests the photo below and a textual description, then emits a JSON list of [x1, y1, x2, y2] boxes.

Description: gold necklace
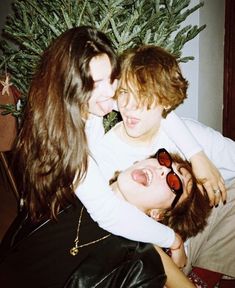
[[70, 206, 111, 256]]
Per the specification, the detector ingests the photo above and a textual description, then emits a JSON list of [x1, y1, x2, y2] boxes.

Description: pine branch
[[0, 0, 206, 125]]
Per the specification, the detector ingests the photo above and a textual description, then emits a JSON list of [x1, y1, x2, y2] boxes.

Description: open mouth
[[131, 168, 153, 186]]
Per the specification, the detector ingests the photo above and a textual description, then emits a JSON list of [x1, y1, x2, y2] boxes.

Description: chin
[[125, 130, 143, 138]]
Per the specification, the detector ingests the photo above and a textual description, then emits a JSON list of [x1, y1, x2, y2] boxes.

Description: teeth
[[142, 169, 153, 186]]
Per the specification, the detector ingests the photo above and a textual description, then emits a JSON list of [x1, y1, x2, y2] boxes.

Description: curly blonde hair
[[116, 45, 188, 117]]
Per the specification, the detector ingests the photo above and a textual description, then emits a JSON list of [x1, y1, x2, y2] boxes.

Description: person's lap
[[184, 178, 235, 278]]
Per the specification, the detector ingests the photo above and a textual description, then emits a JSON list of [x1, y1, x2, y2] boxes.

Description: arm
[[183, 118, 235, 180], [161, 111, 202, 160], [162, 111, 226, 206], [76, 156, 180, 248], [184, 118, 235, 205], [155, 246, 195, 288]]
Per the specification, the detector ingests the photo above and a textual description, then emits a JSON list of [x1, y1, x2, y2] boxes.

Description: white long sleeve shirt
[[75, 112, 206, 247], [94, 118, 235, 183]]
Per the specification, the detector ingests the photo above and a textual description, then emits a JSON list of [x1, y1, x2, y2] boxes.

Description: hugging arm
[[162, 111, 226, 206], [76, 156, 182, 250]]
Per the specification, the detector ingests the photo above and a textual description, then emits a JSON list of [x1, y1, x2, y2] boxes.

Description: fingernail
[[223, 200, 227, 205]]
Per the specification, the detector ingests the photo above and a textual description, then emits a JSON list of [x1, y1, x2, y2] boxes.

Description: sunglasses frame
[[154, 148, 183, 209]]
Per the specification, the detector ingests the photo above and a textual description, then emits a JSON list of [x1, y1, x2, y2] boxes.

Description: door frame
[[223, 0, 235, 140]]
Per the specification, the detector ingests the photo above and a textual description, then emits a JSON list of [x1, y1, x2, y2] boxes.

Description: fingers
[[196, 183, 204, 194], [212, 188, 221, 207], [218, 177, 227, 204], [201, 177, 227, 207], [201, 181, 218, 206]]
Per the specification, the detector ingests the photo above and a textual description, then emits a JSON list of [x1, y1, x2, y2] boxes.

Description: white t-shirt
[[94, 118, 235, 183], [75, 112, 209, 247]]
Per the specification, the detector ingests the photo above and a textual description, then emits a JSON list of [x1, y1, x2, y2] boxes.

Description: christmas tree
[[0, 0, 205, 130]]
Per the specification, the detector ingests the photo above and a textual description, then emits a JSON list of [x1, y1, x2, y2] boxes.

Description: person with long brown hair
[[0, 25, 193, 288], [0, 26, 168, 288], [11, 25, 189, 250], [12, 25, 225, 253]]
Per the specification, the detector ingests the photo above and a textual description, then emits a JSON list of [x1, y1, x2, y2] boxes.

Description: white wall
[[176, 0, 225, 133]]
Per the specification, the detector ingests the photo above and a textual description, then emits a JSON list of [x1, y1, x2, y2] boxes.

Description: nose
[[120, 95, 138, 111], [104, 80, 117, 98], [156, 165, 171, 178]]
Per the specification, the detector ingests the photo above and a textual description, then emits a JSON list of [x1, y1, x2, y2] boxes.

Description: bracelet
[[170, 239, 183, 251]]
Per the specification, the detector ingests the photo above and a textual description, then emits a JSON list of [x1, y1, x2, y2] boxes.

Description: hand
[[190, 151, 226, 206]]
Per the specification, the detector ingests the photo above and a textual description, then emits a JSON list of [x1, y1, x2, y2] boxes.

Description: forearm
[[154, 246, 195, 288]]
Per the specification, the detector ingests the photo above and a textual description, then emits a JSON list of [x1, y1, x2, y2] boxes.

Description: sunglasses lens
[[167, 172, 181, 191], [158, 151, 172, 168]]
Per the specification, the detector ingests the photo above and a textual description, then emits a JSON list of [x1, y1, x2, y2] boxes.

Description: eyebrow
[[93, 76, 111, 83], [119, 87, 128, 91], [94, 79, 104, 83]]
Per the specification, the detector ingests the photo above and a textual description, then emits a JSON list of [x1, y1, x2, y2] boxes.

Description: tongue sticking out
[[98, 98, 114, 114], [131, 169, 148, 186]]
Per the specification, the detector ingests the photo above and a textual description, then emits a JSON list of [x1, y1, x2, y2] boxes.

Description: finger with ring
[[213, 189, 220, 195]]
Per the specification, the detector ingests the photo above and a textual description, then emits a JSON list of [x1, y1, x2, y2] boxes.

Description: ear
[[149, 209, 164, 221], [163, 105, 171, 111]]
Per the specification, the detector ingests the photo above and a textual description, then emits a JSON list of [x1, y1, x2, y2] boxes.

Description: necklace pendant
[[70, 246, 79, 256]]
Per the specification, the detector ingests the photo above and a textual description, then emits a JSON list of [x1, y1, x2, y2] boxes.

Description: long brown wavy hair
[[15, 26, 119, 222]]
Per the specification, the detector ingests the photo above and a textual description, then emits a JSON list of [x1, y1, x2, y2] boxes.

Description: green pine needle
[[0, 0, 206, 128]]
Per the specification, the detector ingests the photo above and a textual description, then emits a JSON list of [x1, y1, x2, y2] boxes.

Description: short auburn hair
[[116, 45, 188, 117], [160, 153, 211, 241]]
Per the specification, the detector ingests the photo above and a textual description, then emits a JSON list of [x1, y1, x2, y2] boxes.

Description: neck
[[110, 182, 126, 201], [116, 122, 160, 147], [110, 181, 146, 213]]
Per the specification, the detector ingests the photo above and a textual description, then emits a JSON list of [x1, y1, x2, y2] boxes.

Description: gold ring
[[213, 189, 220, 195]]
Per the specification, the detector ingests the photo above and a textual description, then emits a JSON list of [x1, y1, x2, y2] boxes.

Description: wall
[[198, 0, 225, 132], [0, 0, 225, 132], [177, 0, 225, 133]]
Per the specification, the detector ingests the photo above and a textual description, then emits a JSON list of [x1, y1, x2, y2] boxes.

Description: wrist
[[170, 234, 183, 250]]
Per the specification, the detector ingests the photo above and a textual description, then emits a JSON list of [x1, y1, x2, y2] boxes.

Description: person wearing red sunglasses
[[110, 148, 211, 242], [109, 148, 212, 287]]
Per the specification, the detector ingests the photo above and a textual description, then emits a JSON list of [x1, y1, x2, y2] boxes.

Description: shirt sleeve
[[75, 156, 175, 248], [183, 118, 235, 180], [161, 111, 202, 160]]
